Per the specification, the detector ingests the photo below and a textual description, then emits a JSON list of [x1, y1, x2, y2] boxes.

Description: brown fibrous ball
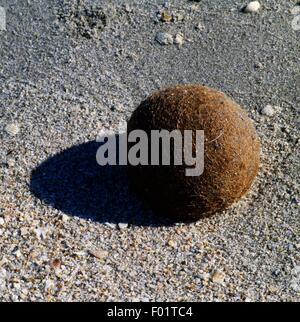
[[127, 84, 260, 222]]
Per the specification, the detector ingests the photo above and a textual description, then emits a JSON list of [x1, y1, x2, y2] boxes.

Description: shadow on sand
[[30, 138, 177, 227]]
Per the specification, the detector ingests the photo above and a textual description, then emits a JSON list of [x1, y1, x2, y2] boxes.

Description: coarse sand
[[0, 0, 299, 301]]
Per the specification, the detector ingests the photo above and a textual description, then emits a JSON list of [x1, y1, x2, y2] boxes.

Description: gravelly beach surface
[[0, 0, 299, 301]]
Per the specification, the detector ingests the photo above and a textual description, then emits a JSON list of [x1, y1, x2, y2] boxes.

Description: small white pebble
[[211, 270, 226, 284], [155, 32, 173, 45], [44, 278, 54, 291], [290, 281, 300, 292], [5, 123, 20, 136], [196, 22, 205, 31], [124, 4, 132, 13], [199, 272, 210, 281], [7, 158, 16, 167], [0, 275, 6, 291], [20, 227, 28, 237], [61, 214, 69, 222], [174, 33, 184, 47], [245, 297, 253, 302], [89, 249, 108, 260], [174, 13, 184, 22], [261, 105, 280, 117], [34, 226, 49, 240], [14, 250, 22, 259], [74, 251, 86, 257], [0, 257, 8, 267], [190, 4, 199, 12], [292, 266, 300, 276], [254, 62, 264, 69], [21, 288, 29, 296], [118, 223, 128, 229], [0, 268, 7, 278], [291, 6, 300, 15], [104, 222, 117, 229], [168, 239, 177, 248], [268, 285, 278, 293], [0, 218, 5, 226], [244, 1, 261, 13]]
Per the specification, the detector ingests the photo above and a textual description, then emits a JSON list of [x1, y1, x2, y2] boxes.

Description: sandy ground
[[0, 0, 299, 301]]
